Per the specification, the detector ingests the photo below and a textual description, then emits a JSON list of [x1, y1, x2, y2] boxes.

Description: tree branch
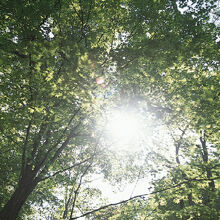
[[13, 51, 29, 58], [34, 108, 81, 171], [50, 121, 82, 164], [69, 176, 220, 220], [31, 122, 48, 160], [70, 162, 93, 218], [21, 120, 32, 176], [37, 157, 91, 182]]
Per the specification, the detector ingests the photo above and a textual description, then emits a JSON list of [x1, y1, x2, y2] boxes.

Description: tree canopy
[[0, 0, 219, 219]]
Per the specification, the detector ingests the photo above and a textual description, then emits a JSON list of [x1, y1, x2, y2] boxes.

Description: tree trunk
[[200, 135, 215, 205], [0, 169, 38, 220]]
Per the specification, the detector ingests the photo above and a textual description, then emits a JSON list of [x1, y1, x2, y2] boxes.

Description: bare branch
[[37, 157, 91, 182], [70, 176, 220, 220]]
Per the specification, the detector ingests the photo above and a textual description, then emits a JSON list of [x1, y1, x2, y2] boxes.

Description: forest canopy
[[0, 0, 219, 219]]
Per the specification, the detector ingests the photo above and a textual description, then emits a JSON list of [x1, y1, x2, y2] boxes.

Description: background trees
[[0, 0, 219, 219]]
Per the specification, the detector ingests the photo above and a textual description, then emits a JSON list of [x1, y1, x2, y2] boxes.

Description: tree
[[0, 0, 124, 218], [0, 0, 219, 219]]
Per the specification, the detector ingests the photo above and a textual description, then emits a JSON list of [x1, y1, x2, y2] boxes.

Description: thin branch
[[70, 162, 93, 218], [50, 121, 82, 164], [130, 169, 142, 198], [85, 0, 92, 25], [31, 122, 48, 160], [69, 132, 102, 218], [13, 51, 29, 58], [69, 176, 220, 220], [97, 33, 104, 45], [37, 121, 82, 177], [34, 108, 81, 171], [72, 5, 83, 25], [37, 157, 91, 182], [118, 57, 138, 72], [170, 125, 188, 164], [28, 53, 35, 101]]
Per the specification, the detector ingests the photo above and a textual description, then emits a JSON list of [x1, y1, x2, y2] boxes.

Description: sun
[[107, 111, 139, 139], [105, 109, 145, 151]]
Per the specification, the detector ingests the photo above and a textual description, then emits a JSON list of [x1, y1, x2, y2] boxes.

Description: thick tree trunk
[[0, 169, 38, 220]]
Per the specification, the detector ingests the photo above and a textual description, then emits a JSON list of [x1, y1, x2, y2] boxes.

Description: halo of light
[[104, 109, 146, 151], [107, 111, 139, 139]]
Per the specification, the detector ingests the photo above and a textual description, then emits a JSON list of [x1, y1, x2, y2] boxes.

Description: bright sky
[[86, 107, 175, 212]]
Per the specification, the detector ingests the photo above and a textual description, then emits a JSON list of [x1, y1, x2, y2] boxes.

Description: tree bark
[[0, 168, 38, 220], [199, 135, 215, 205]]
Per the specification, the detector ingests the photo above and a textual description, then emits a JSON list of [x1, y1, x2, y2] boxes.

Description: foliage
[[0, 0, 219, 219]]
